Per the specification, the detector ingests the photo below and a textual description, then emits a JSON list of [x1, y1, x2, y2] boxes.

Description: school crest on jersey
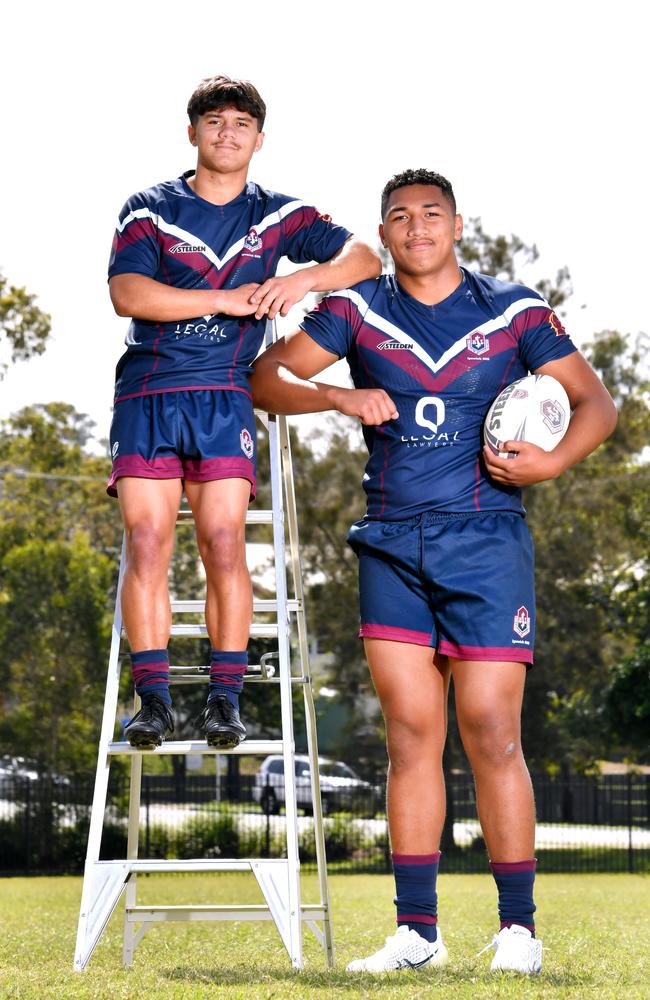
[[467, 330, 489, 356], [244, 228, 263, 253], [513, 605, 531, 638], [240, 428, 254, 459]]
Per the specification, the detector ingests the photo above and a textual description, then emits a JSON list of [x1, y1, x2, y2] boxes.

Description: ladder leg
[[279, 414, 335, 967], [269, 411, 303, 968], [123, 745, 143, 966], [74, 540, 127, 972]]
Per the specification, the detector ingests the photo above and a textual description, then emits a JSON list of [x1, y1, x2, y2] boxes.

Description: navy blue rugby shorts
[[107, 388, 256, 499], [348, 510, 535, 665]]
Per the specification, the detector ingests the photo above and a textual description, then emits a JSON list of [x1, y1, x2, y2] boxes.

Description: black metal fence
[[1, 771, 648, 876]]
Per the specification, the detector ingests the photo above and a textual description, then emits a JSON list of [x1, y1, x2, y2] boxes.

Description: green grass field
[[1, 873, 648, 999]]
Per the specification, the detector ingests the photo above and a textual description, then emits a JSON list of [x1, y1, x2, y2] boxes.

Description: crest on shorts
[[112, 441, 119, 458], [540, 398, 566, 434], [240, 428, 254, 459], [244, 228, 263, 253], [513, 605, 531, 638], [467, 330, 489, 356]]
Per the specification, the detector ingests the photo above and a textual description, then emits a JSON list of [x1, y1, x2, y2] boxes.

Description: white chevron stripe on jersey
[[115, 200, 306, 270], [328, 288, 549, 375], [329, 288, 466, 374], [470, 296, 551, 338]]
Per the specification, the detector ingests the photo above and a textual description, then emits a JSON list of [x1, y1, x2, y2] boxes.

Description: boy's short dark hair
[[381, 169, 456, 219], [187, 75, 266, 129]]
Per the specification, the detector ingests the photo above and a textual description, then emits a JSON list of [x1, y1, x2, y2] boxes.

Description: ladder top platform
[[108, 739, 284, 756]]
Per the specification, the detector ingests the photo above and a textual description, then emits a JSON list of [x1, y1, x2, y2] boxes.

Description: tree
[[604, 642, 650, 761], [522, 330, 650, 770], [458, 218, 573, 311], [0, 273, 51, 377], [0, 403, 122, 565], [0, 535, 113, 775], [0, 406, 121, 772]]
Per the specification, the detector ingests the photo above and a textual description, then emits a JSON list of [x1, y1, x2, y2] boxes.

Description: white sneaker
[[482, 924, 542, 974], [347, 925, 449, 972]]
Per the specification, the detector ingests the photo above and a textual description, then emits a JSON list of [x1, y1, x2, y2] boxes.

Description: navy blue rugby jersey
[[108, 173, 350, 402], [300, 269, 577, 519]]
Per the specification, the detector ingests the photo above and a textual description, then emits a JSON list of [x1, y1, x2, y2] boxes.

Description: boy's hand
[[249, 271, 314, 320], [483, 440, 562, 485]]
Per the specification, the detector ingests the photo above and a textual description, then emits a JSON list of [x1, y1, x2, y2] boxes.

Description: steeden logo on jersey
[[377, 339, 413, 351], [169, 241, 206, 254]]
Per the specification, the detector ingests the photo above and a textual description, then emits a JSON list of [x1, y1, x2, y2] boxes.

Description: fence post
[[144, 774, 151, 858], [24, 780, 32, 873], [626, 771, 634, 874], [264, 774, 271, 858], [383, 780, 391, 873]]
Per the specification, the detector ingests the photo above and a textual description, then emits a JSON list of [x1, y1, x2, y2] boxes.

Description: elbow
[[605, 396, 619, 437], [361, 242, 382, 277], [248, 365, 269, 409], [112, 299, 132, 318], [109, 286, 132, 318], [250, 358, 284, 412], [109, 276, 140, 318], [365, 245, 382, 277], [345, 237, 382, 278]]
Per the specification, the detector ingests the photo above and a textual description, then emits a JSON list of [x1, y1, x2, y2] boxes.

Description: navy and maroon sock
[[490, 859, 537, 935], [392, 851, 441, 943], [208, 650, 248, 708], [130, 649, 171, 706]]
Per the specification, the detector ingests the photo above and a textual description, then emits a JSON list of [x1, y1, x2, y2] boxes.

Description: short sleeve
[[299, 290, 363, 359], [282, 204, 351, 265], [515, 296, 578, 371], [108, 192, 161, 279]]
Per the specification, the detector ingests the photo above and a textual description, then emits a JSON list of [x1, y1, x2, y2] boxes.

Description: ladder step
[[126, 904, 327, 922], [176, 509, 275, 525], [101, 858, 289, 872], [108, 739, 285, 756], [170, 598, 301, 613], [169, 675, 306, 685]]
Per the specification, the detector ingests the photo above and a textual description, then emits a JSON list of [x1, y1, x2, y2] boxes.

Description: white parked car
[[253, 755, 378, 816]]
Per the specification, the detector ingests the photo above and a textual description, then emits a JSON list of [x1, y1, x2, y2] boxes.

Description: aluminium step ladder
[[74, 394, 333, 971]]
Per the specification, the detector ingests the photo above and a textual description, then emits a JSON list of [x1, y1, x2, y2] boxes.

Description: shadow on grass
[[163, 961, 597, 990]]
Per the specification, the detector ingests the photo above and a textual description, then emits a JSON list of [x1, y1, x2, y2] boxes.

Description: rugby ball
[[484, 374, 570, 458]]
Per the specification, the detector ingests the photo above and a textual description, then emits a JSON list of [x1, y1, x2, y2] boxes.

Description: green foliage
[[605, 641, 650, 760], [522, 329, 650, 769], [298, 813, 383, 864], [0, 272, 51, 376], [0, 402, 121, 565], [0, 533, 114, 774], [0, 404, 121, 774], [458, 217, 573, 310]]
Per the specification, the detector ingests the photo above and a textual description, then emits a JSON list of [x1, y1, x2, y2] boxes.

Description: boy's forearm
[[250, 360, 342, 415], [109, 274, 257, 321], [303, 237, 381, 293]]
